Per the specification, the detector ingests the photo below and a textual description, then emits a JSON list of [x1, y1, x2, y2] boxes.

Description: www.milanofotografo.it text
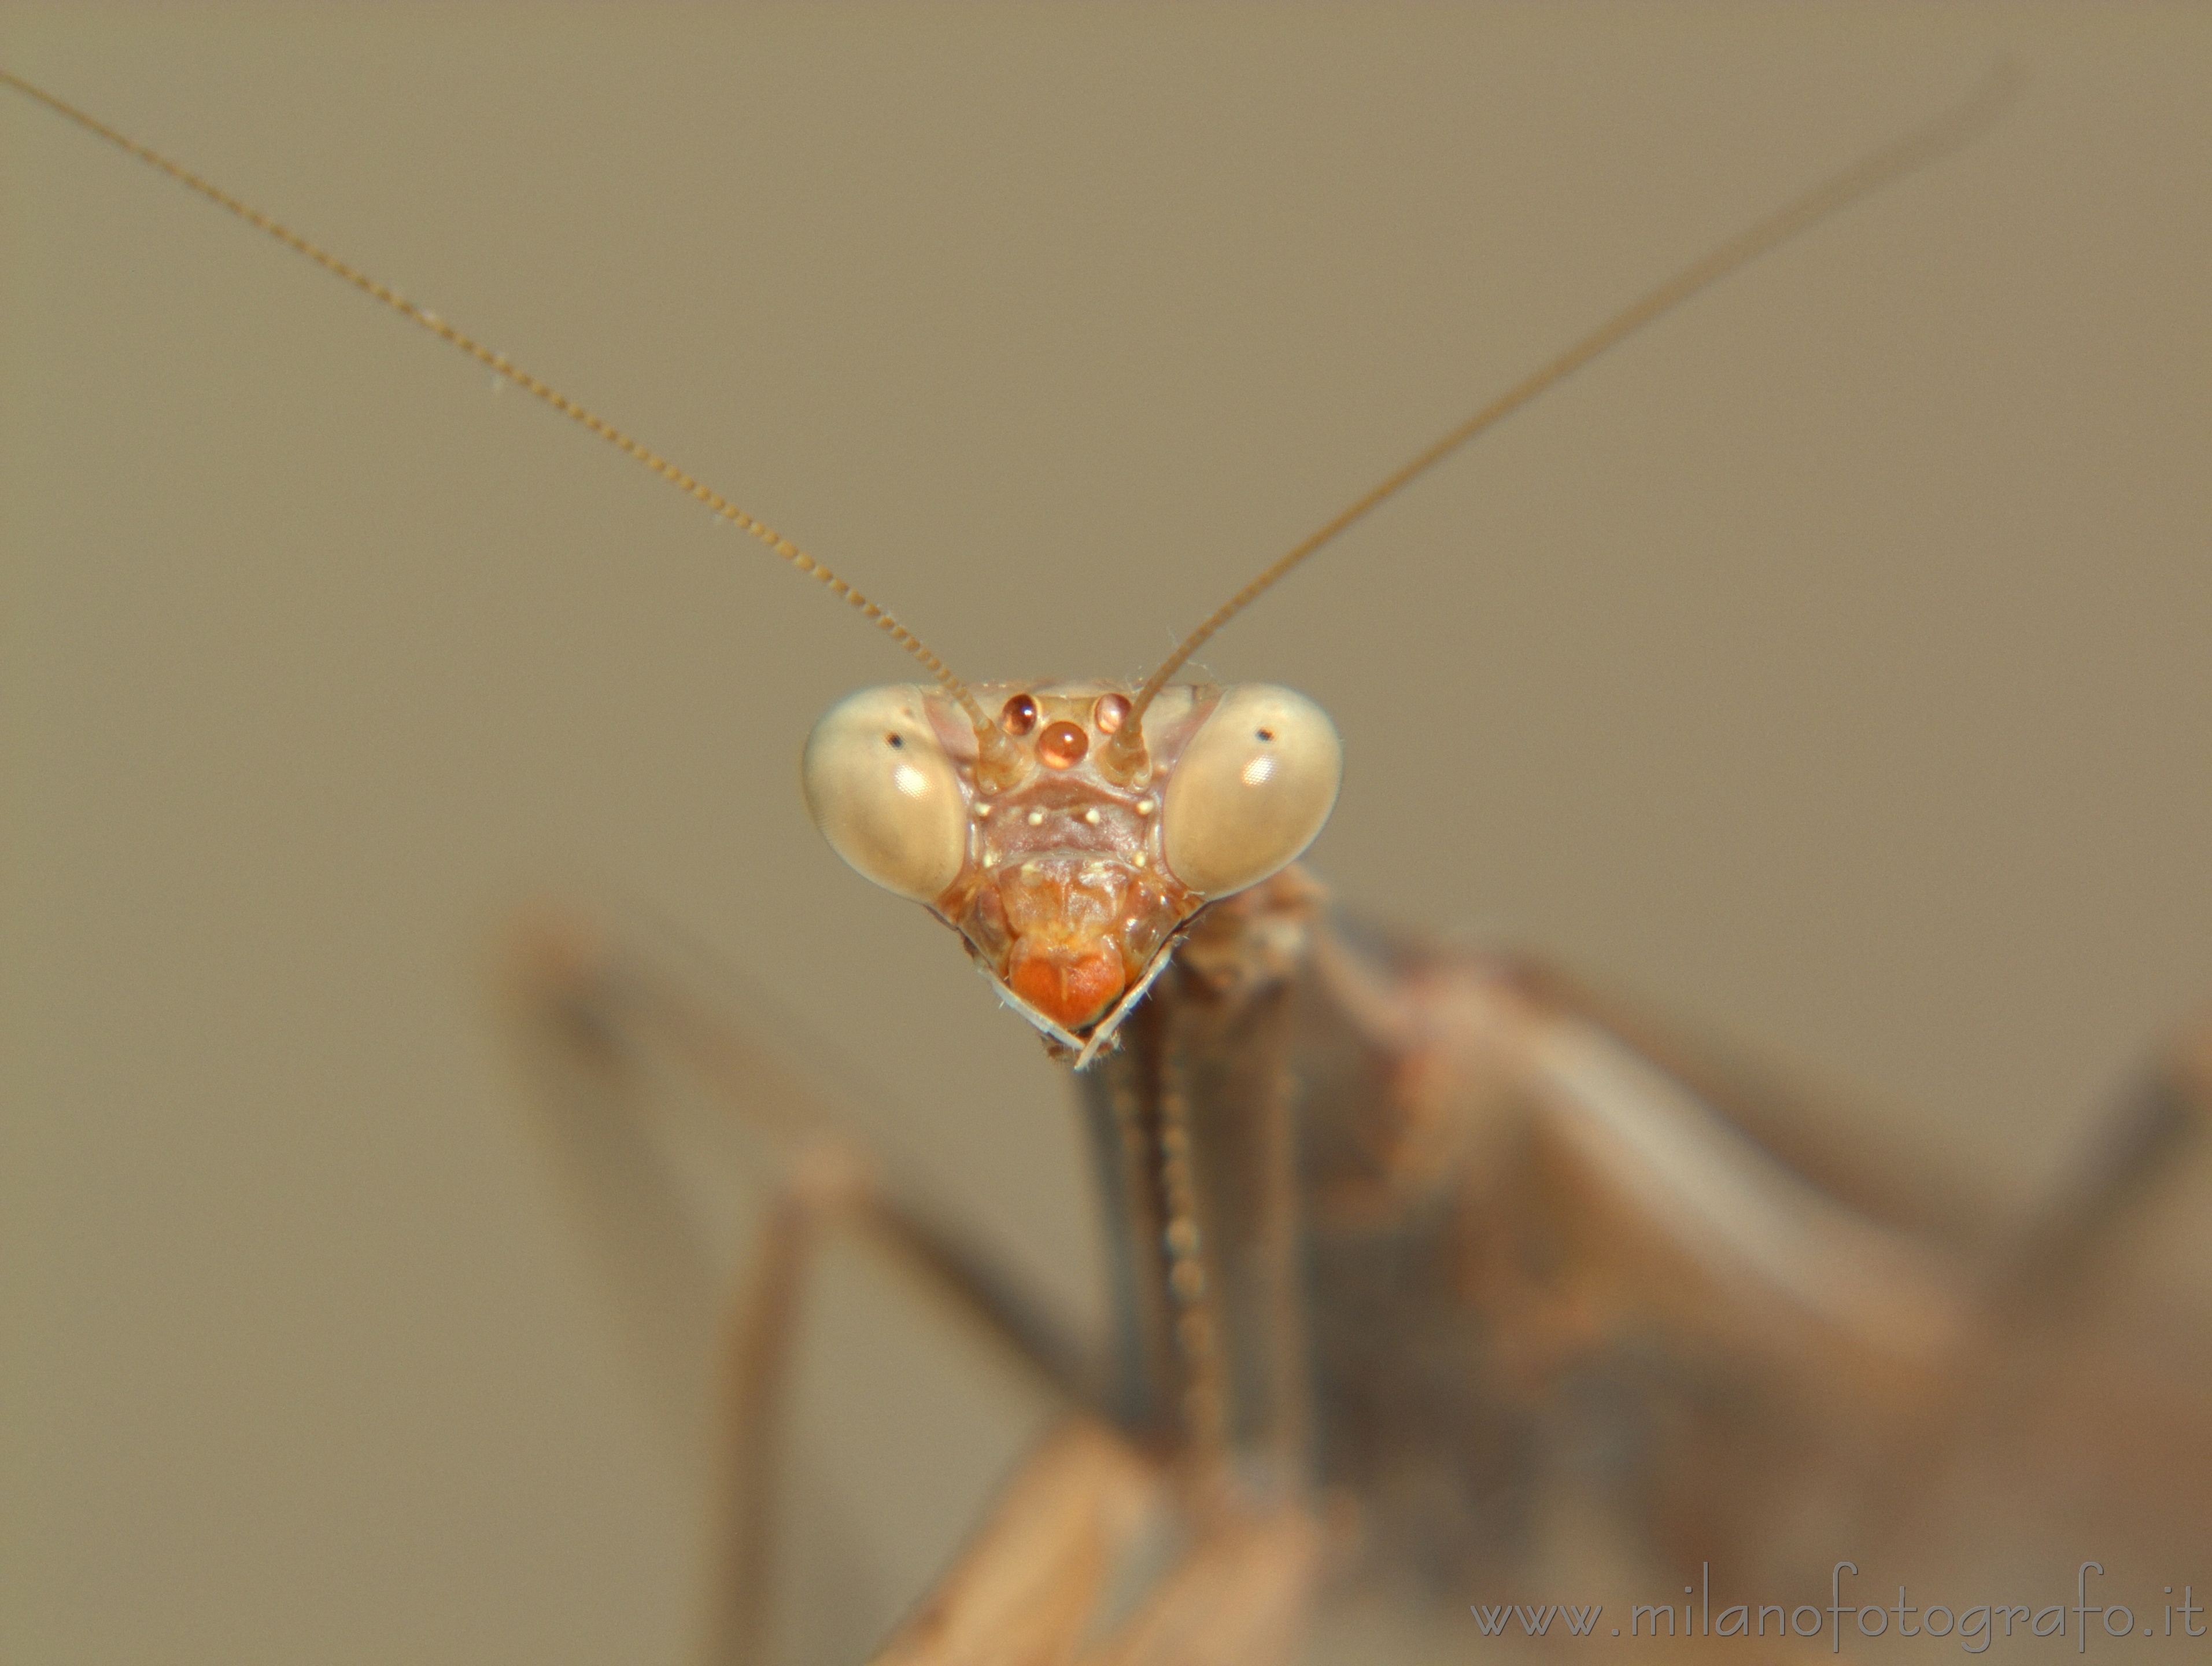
[[1471, 1564, 2209, 1650]]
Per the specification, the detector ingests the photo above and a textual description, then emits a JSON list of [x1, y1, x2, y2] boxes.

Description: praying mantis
[[8, 11, 2212, 1664]]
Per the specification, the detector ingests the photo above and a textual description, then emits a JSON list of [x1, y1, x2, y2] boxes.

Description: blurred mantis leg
[[703, 1148, 847, 1666], [1073, 1498, 1323, 1666], [864, 1414, 1322, 1666], [1999, 1012, 2212, 1304], [864, 1417, 1164, 1666], [504, 908, 1092, 1402], [501, 911, 1101, 1660]]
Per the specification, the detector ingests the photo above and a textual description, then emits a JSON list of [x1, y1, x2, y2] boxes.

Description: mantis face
[[806, 680, 1341, 1056]]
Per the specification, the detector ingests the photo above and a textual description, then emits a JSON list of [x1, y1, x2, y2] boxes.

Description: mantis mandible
[[4, 16, 2212, 1664]]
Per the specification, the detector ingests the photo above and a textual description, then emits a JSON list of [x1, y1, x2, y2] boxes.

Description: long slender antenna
[[1125, 63, 2019, 724], [1, 68, 992, 731]]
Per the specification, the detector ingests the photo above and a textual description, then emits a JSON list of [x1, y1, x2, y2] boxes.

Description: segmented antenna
[[0, 68, 993, 734], [1124, 63, 2019, 727]]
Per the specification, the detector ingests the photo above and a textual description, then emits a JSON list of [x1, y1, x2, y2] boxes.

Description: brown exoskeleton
[[10, 36, 2211, 1666]]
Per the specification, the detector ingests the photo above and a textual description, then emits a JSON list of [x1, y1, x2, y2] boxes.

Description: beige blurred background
[[4, 6, 2209, 1663]]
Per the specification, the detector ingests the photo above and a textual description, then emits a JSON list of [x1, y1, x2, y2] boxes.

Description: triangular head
[[804, 680, 1342, 1063]]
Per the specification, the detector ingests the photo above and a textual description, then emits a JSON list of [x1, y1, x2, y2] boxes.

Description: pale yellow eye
[[802, 687, 967, 903], [1160, 684, 1341, 897]]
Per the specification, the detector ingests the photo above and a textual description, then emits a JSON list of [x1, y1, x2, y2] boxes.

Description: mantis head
[[803, 679, 1341, 1062]]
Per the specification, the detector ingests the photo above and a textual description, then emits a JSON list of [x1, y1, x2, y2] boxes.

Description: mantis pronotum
[[9, 12, 2211, 1664]]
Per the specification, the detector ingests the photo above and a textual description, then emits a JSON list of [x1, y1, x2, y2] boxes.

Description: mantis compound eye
[[1160, 684, 1342, 898], [802, 687, 967, 903]]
